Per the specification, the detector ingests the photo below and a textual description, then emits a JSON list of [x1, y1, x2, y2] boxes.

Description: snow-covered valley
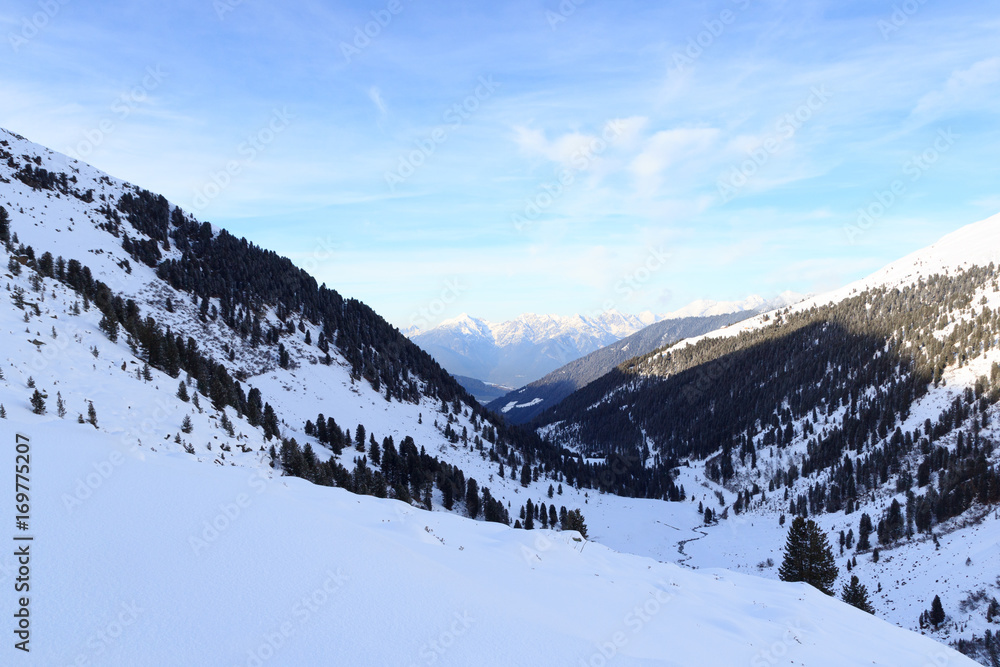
[[0, 126, 994, 665]]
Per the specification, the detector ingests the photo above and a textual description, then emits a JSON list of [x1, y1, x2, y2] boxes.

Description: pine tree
[[857, 513, 873, 550], [181, 415, 193, 434], [0, 404, 6, 419], [564, 509, 588, 538], [30, 389, 46, 415], [524, 499, 535, 529], [929, 595, 945, 627], [87, 401, 98, 428], [56, 391, 66, 418], [465, 478, 481, 519], [778, 516, 839, 595], [177, 381, 189, 402], [220, 412, 235, 437], [841, 575, 875, 614], [99, 311, 119, 342], [0, 205, 9, 244]]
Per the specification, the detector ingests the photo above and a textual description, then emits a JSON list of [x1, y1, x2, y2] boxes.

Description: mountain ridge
[[406, 293, 804, 390]]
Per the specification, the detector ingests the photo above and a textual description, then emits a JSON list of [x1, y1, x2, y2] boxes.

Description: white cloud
[[368, 86, 387, 118], [629, 127, 719, 194], [912, 57, 1000, 118]]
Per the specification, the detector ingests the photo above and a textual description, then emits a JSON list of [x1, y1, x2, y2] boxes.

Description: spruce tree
[[465, 478, 481, 519], [0, 404, 6, 419], [857, 513, 873, 550], [929, 595, 945, 627], [778, 516, 839, 595], [841, 575, 875, 614], [181, 415, 193, 434], [30, 389, 46, 415], [99, 311, 119, 342], [0, 205, 9, 244], [564, 509, 588, 538], [87, 401, 98, 427], [177, 381, 189, 402]]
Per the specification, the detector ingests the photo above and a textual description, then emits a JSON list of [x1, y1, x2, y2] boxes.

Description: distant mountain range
[[405, 293, 804, 392], [485, 311, 758, 423]]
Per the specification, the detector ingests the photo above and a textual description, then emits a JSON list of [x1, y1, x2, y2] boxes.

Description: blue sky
[[2, 1, 999, 329]]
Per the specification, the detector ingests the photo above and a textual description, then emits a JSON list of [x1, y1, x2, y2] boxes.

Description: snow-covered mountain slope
[[0, 126, 984, 664], [535, 211, 1000, 663], [0, 415, 980, 666], [662, 291, 805, 319], [408, 293, 804, 392]]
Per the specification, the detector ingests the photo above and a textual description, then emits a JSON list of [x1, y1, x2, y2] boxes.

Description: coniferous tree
[[30, 389, 46, 415], [56, 391, 66, 418], [177, 381, 189, 402], [181, 415, 193, 434], [929, 595, 945, 627], [87, 401, 98, 427], [0, 404, 6, 419], [778, 516, 839, 595], [857, 513, 873, 550], [465, 478, 481, 519], [0, 205, 10, 244], [99, 311, 119, 342], [563, 508, 588, 538], [841, 575, 875, 614]]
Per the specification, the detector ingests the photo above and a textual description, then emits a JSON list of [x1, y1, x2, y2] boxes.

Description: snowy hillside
[[661, 291, 805, 319], [536, 210, 1000, 663], [0, 127, 986, 665], [0, 416, 978, 666]]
